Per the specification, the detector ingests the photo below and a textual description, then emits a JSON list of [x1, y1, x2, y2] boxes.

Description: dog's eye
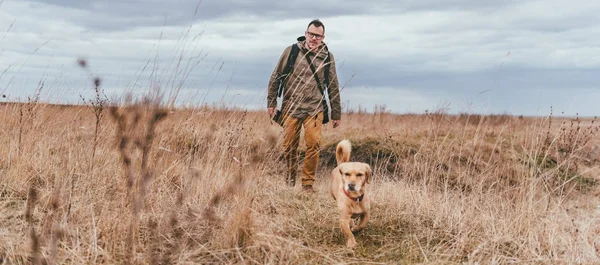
[[357, 173, 363, 177], [344, 173, 351, 176]]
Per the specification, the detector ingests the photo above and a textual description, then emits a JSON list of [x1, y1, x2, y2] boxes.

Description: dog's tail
[[336, 139, 351, 166]]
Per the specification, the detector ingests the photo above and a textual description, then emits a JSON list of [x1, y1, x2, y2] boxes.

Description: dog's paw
[[346, 239, 357, 248], [351, 226, 362, 233]]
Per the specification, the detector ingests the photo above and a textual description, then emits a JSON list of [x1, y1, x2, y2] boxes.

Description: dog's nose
[[348, 183, 355, 190]]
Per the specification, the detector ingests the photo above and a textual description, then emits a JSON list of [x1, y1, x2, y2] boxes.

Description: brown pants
[[282, 112, 323, 187]]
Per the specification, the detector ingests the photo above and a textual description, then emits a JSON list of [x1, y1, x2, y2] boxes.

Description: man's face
[[305, 24, 324, 50]]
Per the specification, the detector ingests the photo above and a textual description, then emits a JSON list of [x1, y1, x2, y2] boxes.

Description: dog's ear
[[339, 166, 344, 176], [364, 163, 372, 184]]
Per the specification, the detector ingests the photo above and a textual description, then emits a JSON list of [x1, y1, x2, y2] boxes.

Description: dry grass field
[[1, 98, 599, 264]]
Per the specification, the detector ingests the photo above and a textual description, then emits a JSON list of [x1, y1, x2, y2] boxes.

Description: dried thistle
[[109, 95, 168, 263]]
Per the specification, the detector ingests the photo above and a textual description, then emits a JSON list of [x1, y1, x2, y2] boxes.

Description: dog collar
[[342, 187, 364, 203]]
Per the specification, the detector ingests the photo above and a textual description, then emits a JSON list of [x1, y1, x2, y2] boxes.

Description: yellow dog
[[329, 139, 372, 248]]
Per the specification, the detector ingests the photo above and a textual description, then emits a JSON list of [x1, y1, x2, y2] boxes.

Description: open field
[[1, 100, 599, 264]]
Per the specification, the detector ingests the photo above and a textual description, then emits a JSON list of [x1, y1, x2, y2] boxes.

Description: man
[[267, 19, 342, 192]]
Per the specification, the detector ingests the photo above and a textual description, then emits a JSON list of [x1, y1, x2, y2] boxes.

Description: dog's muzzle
[[347, 183, 356, 191]]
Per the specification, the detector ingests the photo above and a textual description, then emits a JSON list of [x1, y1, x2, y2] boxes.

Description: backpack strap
[[304, 52, 331, 124], [277, 43, 300, 97], [304, 52, 325, 97], [324, 54, 330, 89]]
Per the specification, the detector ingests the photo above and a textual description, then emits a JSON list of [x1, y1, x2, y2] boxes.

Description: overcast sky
[[0, 0, 598, 116]]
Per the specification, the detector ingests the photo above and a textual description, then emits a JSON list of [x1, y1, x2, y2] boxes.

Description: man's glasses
[[306, 31, 324, 40]]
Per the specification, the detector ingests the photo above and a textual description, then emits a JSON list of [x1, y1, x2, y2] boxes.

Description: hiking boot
[[302, 185, 315, 193]]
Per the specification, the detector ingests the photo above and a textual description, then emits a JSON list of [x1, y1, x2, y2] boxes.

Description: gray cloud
[[25, 0, 525, 31], [26, 0, 379, 31], [1, 0, 598, 116]]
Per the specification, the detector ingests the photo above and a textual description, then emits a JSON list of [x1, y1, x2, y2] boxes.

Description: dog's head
[[339, 162, 371, 193]]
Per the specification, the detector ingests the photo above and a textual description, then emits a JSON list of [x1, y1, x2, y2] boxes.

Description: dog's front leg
[[352, 211, 369, 233], [339, 212, 356, 248]]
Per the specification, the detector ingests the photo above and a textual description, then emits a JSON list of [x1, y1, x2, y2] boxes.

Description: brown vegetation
[[0, 100, 599, 264]]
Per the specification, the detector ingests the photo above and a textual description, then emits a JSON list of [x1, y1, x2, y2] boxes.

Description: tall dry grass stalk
[[77, 58, 109, 172], [0, 99, 599, 264]]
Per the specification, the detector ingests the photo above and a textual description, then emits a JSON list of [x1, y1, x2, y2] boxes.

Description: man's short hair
[[307, 19, 325, 33]]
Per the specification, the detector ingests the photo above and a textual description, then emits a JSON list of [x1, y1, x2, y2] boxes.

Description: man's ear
[[364, 163, 372, 184]]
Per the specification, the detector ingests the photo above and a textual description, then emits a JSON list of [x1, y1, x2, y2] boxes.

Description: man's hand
[[268, 107, 276, 118], [332, 120, 340, 128]]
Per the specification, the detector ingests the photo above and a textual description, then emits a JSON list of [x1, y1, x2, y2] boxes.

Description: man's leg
[[282, 115, 301, 186], [301, 112, 323, 188]]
